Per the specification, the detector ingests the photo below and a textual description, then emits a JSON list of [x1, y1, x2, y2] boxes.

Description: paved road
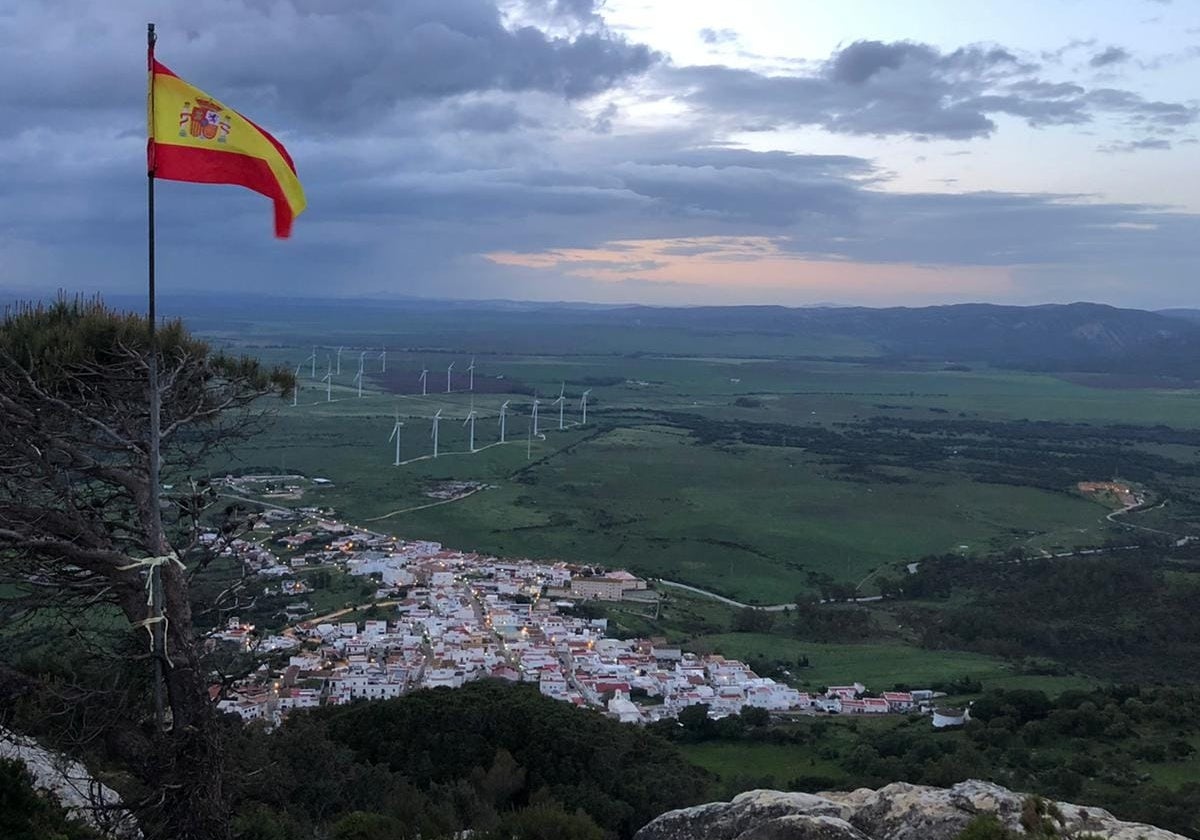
[[218, 492, 293, 514], [1106, 500, 1176, 536], [656, 580, 883, 611], [364, 486, 486, 522]]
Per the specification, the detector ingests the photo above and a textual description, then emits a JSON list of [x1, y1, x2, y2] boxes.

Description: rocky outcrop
[[635, 780, 1185, 840], [0, 728, 141, 838]]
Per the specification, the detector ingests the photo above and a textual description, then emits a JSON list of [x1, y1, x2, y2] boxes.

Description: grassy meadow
[[198, 333, 1200, 603], [684, 632, 1097, 695]]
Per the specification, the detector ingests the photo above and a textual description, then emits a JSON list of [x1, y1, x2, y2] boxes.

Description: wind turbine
[[292, 362, 303, 407], [388, 408, 404, 466], [379, 347, 387, 373], [311, 346, 317, 379], [446, 361, 455, 393], [467, 357, 476, 392], [580, 389, 591, 425], [355, 352, 366, 398], [528, 398, 542, 458], [418, 367, 428, 396], [499, 400, 510, 443], [322, 356, 332, 401], [554, 382, 566, 431], [336, 346, 344, 375], [431, 410, 442, 458], [464, 410, 477, 452]]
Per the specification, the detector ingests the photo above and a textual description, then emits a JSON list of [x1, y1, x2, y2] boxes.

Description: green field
[[217, 381, 1124, 602], [680, 740, 852, 789], [685, 633, 1096, 695], [223, 416, 1114, 602], [198, 324, 1200, 604]]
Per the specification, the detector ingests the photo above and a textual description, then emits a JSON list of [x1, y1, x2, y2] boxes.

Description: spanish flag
[[148, 56, 305, 237]]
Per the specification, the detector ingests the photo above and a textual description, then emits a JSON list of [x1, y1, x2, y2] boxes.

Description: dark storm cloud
[[0, 0, 655, 128], [1090, 46, 1132, 67], [1099, 138, 1173, 153], [786, 190, 1180, 267], [826, 40, 1019, 85], [699, 28, 739, 45], [520, 0, 604, 24], [442, 100, 537, 133], [2, 2, 1199, 308], [1085, 89, 1196, 127], [640, 148, 877, 179], [669, 38, 1195, 139], [610, 161, 863, 226], [1041, 39, 1096, 64]]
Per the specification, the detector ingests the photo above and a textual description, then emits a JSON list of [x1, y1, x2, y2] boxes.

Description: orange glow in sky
[[486, 236, 1015, 303]]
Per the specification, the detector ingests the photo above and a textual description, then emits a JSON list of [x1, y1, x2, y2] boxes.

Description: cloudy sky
[[2, 0, 1198, 308]]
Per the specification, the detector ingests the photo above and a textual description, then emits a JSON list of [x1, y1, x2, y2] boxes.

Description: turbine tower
[[380, 347, 387, 373], [499, 400, 510, 443], [292, 362, 303, 407], [580, 389, 591, 425], [336, 346, 344, 375], [554, 382, 566, 431], [388, 409, 404, 466], [464, 410, 477, 452], [322, 356, 332, 401], [419, 367, 428, 396], [431, 410, 442, 458], [531, 395, 540, 438], [467, 357, 476, 392], [446, 361, 455, 393], [311, 345, 317, 379], [527, 407, 534, 460], [355, 352, 366, 398]]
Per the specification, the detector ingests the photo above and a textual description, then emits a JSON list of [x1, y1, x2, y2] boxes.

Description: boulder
[[635, 780, 1186, 840], [0, 727, 140, 838]]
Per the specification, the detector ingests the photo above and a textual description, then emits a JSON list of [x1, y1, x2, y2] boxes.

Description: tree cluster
[[227, 680, 710, 840], [653, 685, 1200, 837], [899, 554, 1200, 681], [0, 299, 291, 839]]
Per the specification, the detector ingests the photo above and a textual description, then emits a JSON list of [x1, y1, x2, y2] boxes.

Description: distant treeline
[[895, 553, 1200, 683], [634, 409, 1200, 499], [653, 685, 1200, 838], [223, 681, 710, 840]]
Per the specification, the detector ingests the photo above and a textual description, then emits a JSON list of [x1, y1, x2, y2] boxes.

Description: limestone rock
[[634, 780, 1186, 840], [632, 790, 849, 840], [0, 728, 141, 839]]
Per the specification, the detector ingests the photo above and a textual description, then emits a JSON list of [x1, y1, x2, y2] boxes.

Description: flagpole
[[146, 21, 166, 731]]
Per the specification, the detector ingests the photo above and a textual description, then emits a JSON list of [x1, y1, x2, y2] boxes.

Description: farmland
[[205, 318, 1200, 604], [683, 633, 1097, 695]]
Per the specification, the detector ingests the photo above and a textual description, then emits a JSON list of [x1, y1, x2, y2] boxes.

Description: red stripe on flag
[[153, 143, 296, 237], [244, 116, 298, 175], [151, 59, 179, 79]]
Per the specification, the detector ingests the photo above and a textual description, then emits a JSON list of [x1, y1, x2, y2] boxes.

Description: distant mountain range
[[612, 301, 1200, 374], [1157, 308, 1200, 324], [13, 292, 1200, 378]]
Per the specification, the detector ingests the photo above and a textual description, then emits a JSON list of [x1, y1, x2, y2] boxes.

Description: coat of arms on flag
[[179, 98, 231, 143]]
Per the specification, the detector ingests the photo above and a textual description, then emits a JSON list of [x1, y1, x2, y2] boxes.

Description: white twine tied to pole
[[118, 552, 186, 666]]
